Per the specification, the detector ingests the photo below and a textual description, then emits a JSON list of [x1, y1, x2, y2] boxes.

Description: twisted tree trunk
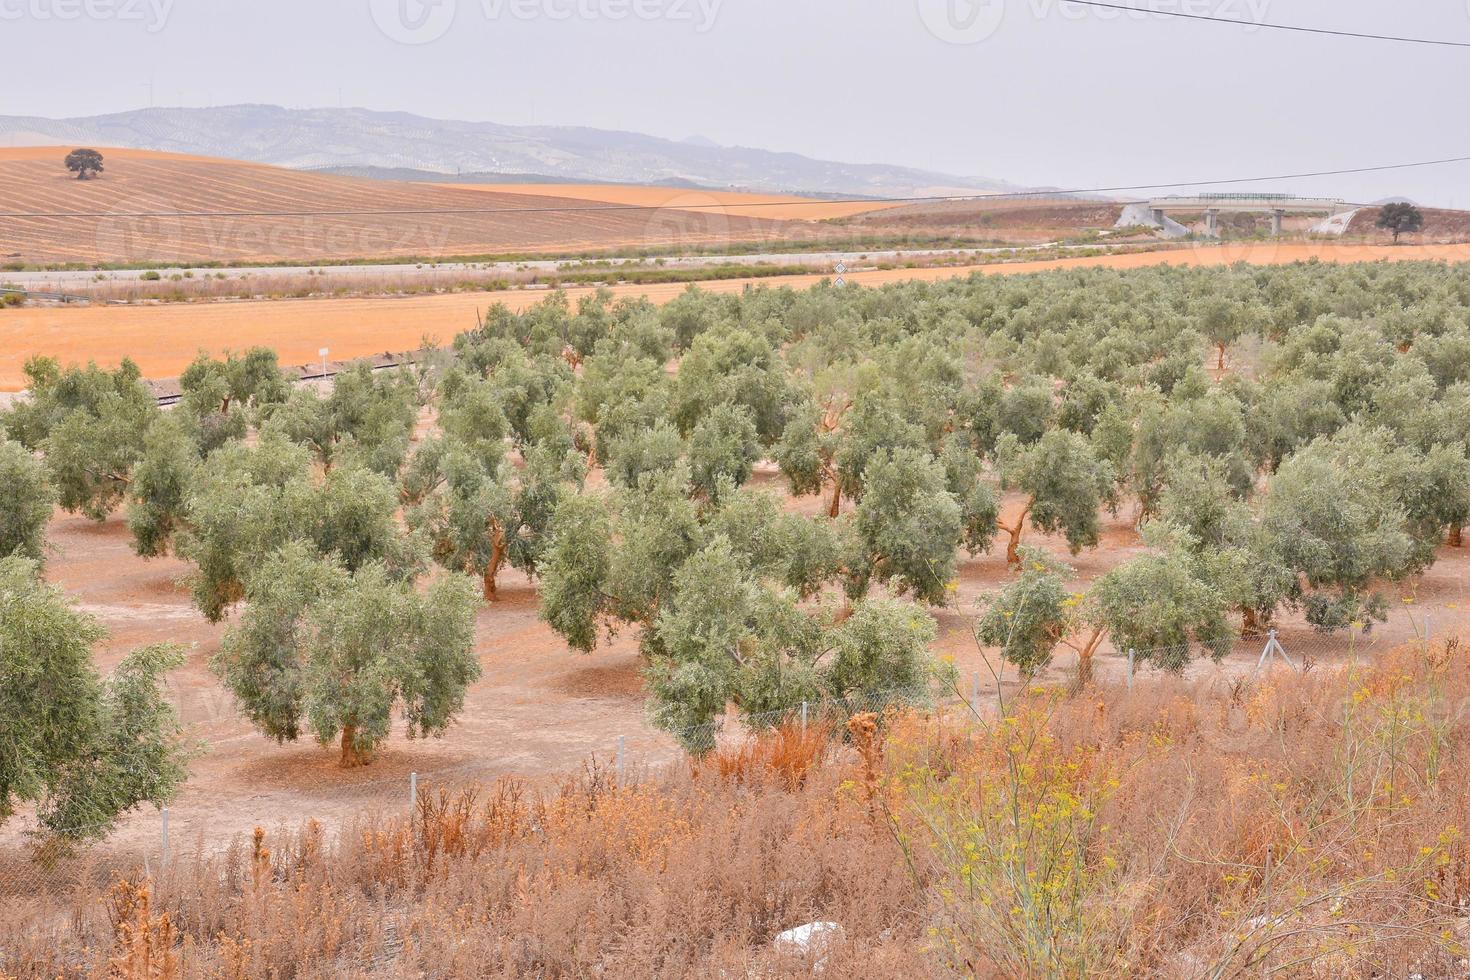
[[483, 522, 507, 601], [340, 724, 370, 768], [997, 503, 1032, 566]]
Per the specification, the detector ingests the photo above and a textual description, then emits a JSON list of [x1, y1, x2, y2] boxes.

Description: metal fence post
[[410, 771, 418, 809], [800, 701, 809, 732], [160, 807, 169, 868], [1126, 650, 1135, 691]]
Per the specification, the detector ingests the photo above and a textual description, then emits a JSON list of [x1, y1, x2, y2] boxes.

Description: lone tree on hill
[[1376, 202, 1424, 244], [64, 148, 104, 180]]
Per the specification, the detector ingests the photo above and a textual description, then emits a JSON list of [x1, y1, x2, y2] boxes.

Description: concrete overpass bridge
[[1144, 193, 1348, 237]]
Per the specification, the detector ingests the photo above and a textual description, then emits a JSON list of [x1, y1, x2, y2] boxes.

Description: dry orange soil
[[6, 240, 1470, 389], [439, 182, 904, 220]]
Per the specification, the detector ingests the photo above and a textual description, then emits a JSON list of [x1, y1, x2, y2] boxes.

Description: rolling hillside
[[0, 147, 826, 266]]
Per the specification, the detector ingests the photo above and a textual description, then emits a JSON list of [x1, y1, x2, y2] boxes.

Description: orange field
[[441, 182, 906, 220], [6, 240, 1470, 389], [0, 147, 796, 266]]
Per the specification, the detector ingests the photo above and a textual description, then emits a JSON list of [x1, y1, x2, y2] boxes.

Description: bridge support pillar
[[1270, 209, 1285, 236], [1151, 208, 1166, 227], [1205, 209, 1220, 237]]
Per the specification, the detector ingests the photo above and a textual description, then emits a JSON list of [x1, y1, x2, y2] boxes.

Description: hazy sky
[[4, 0, 1469, 204]]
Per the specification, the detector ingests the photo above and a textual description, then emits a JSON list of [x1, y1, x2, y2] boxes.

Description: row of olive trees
[[2, 350, 483, 773], [6, 261, 1470, 776]]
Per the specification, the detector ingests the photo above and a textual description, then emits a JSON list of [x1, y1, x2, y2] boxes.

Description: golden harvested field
[[0, 147, 796, 265], [440, 182, 906, 220], [6, 240, 1470, 389]]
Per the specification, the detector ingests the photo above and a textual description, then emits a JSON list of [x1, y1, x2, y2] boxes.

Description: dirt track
[[6, 241, 1470, 390]]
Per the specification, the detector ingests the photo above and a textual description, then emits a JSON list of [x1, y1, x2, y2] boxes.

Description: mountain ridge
[[0, 104, 1018, 198]]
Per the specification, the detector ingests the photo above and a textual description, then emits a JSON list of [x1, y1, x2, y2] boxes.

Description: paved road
[[0, 237, 1162, 289]]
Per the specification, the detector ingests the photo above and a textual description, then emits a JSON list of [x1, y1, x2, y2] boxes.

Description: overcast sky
[[4, 0, 1468, 204]]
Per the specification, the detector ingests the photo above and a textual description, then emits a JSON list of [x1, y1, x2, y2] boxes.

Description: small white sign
[[833, 261, 847, 275], [834, 276, 847, 288]]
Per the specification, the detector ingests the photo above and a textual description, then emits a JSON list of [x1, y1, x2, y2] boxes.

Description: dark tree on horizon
[[1376, 201, 1424, 244], [64, 148, 104, 180]]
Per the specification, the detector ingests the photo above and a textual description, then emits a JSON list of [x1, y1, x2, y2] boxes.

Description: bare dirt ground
[[439, 182, 904, 221], [8, 241, 1470, 390], [843, 198, 1130, 244]]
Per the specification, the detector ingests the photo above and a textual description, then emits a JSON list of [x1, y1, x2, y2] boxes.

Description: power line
[[4, 154, 1470, 220], [1061, 0, 1470, 49]]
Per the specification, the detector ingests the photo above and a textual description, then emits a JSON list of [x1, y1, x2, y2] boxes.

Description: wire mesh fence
[[0, 618, 1448, 908]]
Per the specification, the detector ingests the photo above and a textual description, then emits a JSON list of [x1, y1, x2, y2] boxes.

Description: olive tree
[[213, 544, 480, 767], [0, 557, 187, 845], [644, 536, 948, 751], [994, 429, 1112, 565], [1089, 549, 1237, 672], [784, 397, 904, 520], [176, 348, 290, 453], [603, 419, 685, 489], [173, 434, 420, 621], [688, 402, 762, 503], [538, 465, 703, 657], [407, 439, 586, 600], [1259, 439, 1417, 630], [0, 439, 54, 562], [4, 358, 158, 521], [672, 325, 792, 443], [265, 363, 417, 476], [847, 446, 963, 605], [126, 413, 200, 558], [975, 549, 1075, 680]]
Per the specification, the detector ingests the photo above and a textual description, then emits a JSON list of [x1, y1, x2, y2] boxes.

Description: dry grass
[[704, 720, 834, 790], [5, 640, 1470, 977]]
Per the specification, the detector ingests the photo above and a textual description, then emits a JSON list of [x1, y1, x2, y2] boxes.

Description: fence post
[[409, 771, 418, 809], [160, 807, 169, 868], [971, 671, 980, 707], [616, 735, 626, 780], [1425, 615, 1432, 651], [800, 701, 809, 732], [1126, 649, 1135, 691]]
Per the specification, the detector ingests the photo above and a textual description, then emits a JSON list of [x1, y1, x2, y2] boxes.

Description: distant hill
[[308, 165, 717, 190], [0, 105, 1020, 199]]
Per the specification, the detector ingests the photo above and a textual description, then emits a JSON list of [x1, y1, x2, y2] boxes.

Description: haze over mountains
[[0, 105, 1019, 199]]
